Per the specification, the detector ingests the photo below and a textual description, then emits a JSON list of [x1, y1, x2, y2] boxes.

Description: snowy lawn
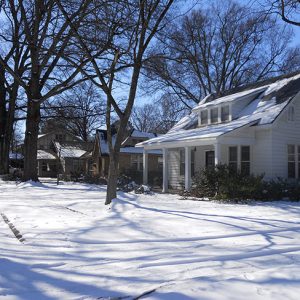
[[1, 180, 300, 300]]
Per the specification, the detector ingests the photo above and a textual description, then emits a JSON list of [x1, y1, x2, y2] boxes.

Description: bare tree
[[266, 0, 300, 26], [131, 96, 188, 133], [0, 2, 29, 174], [0, 0, 93, 180], [41, 82, 105, 141], [56, 0, 175, 204], [145, 0, 300, 109]]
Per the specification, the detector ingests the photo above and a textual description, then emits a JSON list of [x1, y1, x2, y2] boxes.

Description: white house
[[136, 72, 300, 192]]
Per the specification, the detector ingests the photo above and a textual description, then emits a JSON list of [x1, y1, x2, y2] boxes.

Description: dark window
[[211, 108, 218, 124], [131, 154, 143, 171], [221, 106, 230, 122], [201, 110, 208, 125], [42, 162, 47, 172], [229, 146, 238, 172], [180, 149, 185, 176], [241, 146, 250, 176], [206, 151, 215, 168], [288, 145, 296, 178]]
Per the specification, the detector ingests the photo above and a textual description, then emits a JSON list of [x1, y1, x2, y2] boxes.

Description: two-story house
[[92, 129, 162, 184], [137, 72, 300, 192]]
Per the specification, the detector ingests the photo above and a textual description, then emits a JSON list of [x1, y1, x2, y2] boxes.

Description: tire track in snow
[[1, 213, 25, 243]]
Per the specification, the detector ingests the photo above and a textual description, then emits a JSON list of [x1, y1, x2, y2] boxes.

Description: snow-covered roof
[[54, 142, 87, 158], [137, 73, 300, 148], [37, 150, 57, 160], [97, 129, 159, 155], [120, 147, 162, 155], [131, 130, 157, 138]]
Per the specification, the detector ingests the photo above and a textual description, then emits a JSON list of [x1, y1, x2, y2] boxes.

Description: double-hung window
[[288, 145, 296, 178], [201, 110, 208, 125], [211, 108, 218, 124], [241, 146, 250, 176], [221, 106, 230, 122], [229, 146, 238, 172]]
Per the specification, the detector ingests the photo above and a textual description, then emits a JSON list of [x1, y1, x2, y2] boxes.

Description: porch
[[142, 139, 253, 192]]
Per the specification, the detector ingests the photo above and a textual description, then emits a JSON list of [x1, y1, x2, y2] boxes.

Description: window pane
[[221, 106, 229, 122], [241, 162, 250, 176], [229, 162, 238, 172], [229, 146, 237, 162], [201, 110, 208, 125], [288, 162, 296, 178], [241, 146, 250, 161], [211, 108, 218, 123]]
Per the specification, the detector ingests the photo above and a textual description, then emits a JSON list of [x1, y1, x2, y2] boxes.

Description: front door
[[206, 151, 215, 168]]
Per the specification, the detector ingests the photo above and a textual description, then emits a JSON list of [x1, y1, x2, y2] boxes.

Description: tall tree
[[0, 0, 93, 180], [0, 2, 29, 174], [145, 0, 300, 109], [56, 0, 175, 204]]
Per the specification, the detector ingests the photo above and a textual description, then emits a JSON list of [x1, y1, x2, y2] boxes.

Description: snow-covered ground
[[1, 180, 300, 300]]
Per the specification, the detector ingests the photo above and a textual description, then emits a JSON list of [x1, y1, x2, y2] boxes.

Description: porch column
[[162, 148, 168, 193], [214, 142, 221, 165], [185, 146, 192, 191], [143, 149, 148, 185]]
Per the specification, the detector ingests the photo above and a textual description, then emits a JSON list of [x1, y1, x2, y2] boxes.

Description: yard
[[1, 180, 300, 300]]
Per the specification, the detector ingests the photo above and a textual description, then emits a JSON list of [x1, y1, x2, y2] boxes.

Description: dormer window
[[221, 106, 230, 122], [211, 108, 218, 124], [201, 110, 208, 125]]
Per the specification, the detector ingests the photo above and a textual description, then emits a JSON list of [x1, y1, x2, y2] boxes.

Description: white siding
[[168, 148, 183, 190], [271, 93, 300, 179], [252, 129, 273, 178]]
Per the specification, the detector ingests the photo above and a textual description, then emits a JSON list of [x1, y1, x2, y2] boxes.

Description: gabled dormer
[[193, 87, 267, 127]]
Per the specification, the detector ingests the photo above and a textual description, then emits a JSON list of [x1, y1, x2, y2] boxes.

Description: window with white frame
[[201, 110, 208, 125], [221, 106, 230, 122], [241, 146, 250, 176], [131, 154, 143, 171], [288, 145, 296, 178], [211, 108, 218, 123], [288, 106, 295, 122], [229, 146, 238, 172]]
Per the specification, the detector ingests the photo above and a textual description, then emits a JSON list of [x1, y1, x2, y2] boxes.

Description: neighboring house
[[92, 129, 162, 184], [137, 72, 300, 192], [37, 131, 93, 177]]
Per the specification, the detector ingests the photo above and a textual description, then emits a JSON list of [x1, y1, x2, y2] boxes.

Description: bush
[[189, 164, 300, 201]]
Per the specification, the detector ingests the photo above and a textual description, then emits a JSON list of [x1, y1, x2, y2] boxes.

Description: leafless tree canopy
[[144, 0, 300, 109]]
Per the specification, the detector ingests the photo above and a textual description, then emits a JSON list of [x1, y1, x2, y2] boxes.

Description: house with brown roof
[[92, 129, 162, 184]]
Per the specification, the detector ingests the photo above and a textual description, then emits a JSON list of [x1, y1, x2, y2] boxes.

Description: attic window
[[201, 110, 208, 125], [288, 106, 295, 122], [211, 108, 218, 124], [221, 106, 230, 122]]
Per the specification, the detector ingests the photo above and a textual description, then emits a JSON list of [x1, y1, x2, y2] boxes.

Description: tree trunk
[[0, 65, 7, 174], [23, 100, 41, 181], [105, 151, 120, 205]]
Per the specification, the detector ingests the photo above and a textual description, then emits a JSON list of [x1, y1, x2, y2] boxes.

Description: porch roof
[[136, 119, 259, 148]]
